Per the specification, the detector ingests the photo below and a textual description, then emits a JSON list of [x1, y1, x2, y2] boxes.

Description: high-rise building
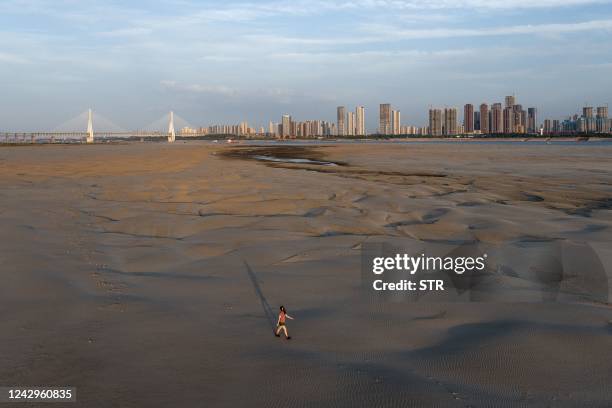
[[428, 109, 443, 136], [464, 104, 474, 133], [596, 106, 609, 133], [577, 117, 587, 133], [582, 107, 596, 132], [503, 106, 514, 133], [491, 103, 503, 133], [444, 108, 457, 136], [513, 104, 524, 134], [281, 114, 291, 138], [474, 111, 481, 131], [337, 106, 346, 136], [505, 95, 515, 108], [391, 110, 401, 135], [355, 106, 365, 136], [268, 121, 276, 137], [527, 108, 537, 134], [347, 111, 355, 136], [238, 121, 248, 135], [379, 104, 391, 134], [596, 106, 608, 118], [480, 104, 489, 134], [543, 119, 552, 135]]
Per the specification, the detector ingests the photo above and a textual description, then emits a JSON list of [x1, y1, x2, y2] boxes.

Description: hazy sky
[[1, 0, 612, 131]]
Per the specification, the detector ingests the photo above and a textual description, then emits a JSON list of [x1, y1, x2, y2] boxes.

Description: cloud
[[159, 80, 337, 106], [182, 0, 612, 16], [270, 48, 477, 62], [361, 18, 612, 40], [341, 0, 612, 10], [160, 80, 238, 96], [0, 51, 29, 64], [97, 27, 153, 38]]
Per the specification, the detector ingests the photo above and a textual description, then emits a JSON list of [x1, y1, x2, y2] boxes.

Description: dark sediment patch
[[303, 207, 328, 217], [421, 238, 479, 245], [513, 235, 562, 245], [219, 146, 346, 166], [316, 231, 362, 237], [219, 145, 448, 180], [580, 224, 607, 233], [457, 201, 483, 207], [252, 155, 338, 166], [566, 197, 612, 217], [102, 268, 219, 282], [522, 193, 545, 202], [412, 311, 447, 320], [385, 220, 423, 228], [422, 208, 450, 223]]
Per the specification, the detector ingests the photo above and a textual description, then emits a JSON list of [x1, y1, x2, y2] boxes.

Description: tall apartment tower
[[444, 108, 458, 136], [491, 103, 503, 133], [582, 106, 596, 132], [391, 110, 401, 135], [464, 104, 474, 133], [337, 106, 346, 136], [379, 104, 391, 134], [428, 109, 443, 136], [355, 106, 365, 136], [281, 114, 291, 138], [479, 103, 489, 134], [513, 104, 524, 133], [347, 111, 355, 136], [527, 108, 537, 133], [503, 106, 514, 133], [596, 106, 608, 118], [505, 95, 516, 108], [596, 106, 608, 133]]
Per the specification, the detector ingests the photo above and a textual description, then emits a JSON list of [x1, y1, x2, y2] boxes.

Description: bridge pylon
[[86, 108, 94, 143], [168, 111, 176, 143]]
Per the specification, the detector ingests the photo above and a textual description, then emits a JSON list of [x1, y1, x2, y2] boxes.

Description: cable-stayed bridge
[[0, 109, 199, 144]]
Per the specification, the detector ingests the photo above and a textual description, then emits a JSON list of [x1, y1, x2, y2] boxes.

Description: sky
[[1, 0, 612, 131]]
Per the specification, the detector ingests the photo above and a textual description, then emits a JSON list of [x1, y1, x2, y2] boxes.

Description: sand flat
[[1, 141, 611, 407]]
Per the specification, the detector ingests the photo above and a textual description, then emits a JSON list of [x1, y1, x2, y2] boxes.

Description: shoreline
[[2, 136, 612, 147]]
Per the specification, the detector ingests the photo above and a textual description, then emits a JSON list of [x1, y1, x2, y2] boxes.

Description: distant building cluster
[[176, 94, 610, 138], [377, 103, 427, 136], [542, 106, 611, 135], [179, 122, 260, 137], [268, 115, 338, 138], [427, 95, 610, 137], [267, 106, 366, 138], [428, 96, 535, 136]]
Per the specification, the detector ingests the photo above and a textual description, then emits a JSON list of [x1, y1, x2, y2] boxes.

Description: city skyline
[[2, 95, 608, 138], [1, 1, 612, 130], [172, 95, 610, 137]]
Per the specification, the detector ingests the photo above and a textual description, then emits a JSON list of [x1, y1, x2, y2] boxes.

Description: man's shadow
[[244, 261, 276, 329]]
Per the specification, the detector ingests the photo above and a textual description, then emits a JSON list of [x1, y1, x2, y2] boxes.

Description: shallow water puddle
[[252, 155, 338, 166]]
